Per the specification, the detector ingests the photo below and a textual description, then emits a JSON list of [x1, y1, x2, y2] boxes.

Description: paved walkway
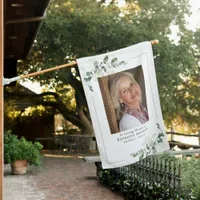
[[4, 155, 124, 200]]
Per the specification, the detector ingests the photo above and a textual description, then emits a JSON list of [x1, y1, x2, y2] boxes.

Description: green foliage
[[4, 131, 43, 166], [99, 155, 200, 199], [99, 169, 182, 199], [16, 0, 200, 131], [178, 156, 200, 199]]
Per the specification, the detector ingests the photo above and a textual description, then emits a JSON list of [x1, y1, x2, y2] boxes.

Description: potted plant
[[4, 131, 43, 174]]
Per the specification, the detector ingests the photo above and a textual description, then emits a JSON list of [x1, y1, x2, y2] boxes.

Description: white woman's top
[[119, 113, 142, 132]]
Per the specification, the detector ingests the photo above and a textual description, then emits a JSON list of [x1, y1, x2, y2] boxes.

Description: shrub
[[4, 131, 43, 166], [99, 155, 200, 199], [178, 156, 200, 199]]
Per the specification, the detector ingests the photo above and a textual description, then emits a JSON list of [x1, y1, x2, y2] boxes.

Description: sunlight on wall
[[20, 80, 43, 94]]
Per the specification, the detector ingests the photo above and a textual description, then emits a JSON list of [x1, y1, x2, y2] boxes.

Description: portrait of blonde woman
[[109, 71, 149, 132]]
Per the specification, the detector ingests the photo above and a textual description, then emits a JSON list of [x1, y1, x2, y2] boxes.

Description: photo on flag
[[98, 65, 148, 134], [77, 41, 169, 169]]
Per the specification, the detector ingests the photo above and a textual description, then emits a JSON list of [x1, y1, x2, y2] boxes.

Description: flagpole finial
[[151, 40, 159, 45]]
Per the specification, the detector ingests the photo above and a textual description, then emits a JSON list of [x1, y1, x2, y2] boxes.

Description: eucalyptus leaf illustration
[[160, 132, 164, 137], [103, 55, 109, 63], [89, 85, 93, 91], [131, 152, 138, 157], [131, 128, 166, 160], [156, 123, 160, 129], [94, 61, 99, 68], [119, 61, 127, 65], [111, 63, 117, 68], [86, 71, 93, 76], [101, 66, 107, 72], [84, 55, 127, 92], [84, 77, 92, 82], [157, 138, 163, 143], [111, 57, 118, 63]]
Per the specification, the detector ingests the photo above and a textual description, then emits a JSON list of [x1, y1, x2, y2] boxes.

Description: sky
[[169, 0, 200, 43], [21, 0, 200, 94], [186, 0, 200, 30]]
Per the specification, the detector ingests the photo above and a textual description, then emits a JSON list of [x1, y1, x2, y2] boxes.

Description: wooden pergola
[[1, 0, 50, 198]]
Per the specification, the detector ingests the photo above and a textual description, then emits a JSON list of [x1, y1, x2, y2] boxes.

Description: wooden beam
[[0, 0, 3, 198], [5, 16, 45, 25], [167, 131, 198, 137]]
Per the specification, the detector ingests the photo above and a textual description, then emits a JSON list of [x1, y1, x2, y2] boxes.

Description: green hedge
[[99, 155, 200, 199]]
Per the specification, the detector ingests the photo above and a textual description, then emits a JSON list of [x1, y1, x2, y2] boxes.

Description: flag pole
[[20, 61, 77, 79], [151, 39, 159, 45], [3, 40, 159, 85]]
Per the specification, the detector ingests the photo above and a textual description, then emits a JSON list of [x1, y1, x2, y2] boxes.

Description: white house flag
[[77, 41, 169, 169]]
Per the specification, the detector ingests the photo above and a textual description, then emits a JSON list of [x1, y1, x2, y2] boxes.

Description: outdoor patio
[[4, 155, 124, 200]]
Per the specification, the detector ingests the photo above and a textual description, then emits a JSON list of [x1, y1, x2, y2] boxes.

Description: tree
[[14, 0, 199, 133]]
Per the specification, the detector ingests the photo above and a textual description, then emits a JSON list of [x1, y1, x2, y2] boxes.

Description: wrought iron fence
[[36, 134, 98, 155], [54, 134, 97, 154], [100, 156, 183, 199]]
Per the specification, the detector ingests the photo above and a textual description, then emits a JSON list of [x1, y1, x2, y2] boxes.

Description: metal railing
[[36, 134, 98, 154], [102, 156, 183, 199], [54, 134, 96, 154]]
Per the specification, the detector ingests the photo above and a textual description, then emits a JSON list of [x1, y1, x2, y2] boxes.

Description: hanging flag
[[77, 41, 169, 169]]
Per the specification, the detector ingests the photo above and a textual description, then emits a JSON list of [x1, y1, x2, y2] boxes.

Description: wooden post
[[171, 126, 174, 141], [198, 130, 200, 145], [0, 0, 3, 198]]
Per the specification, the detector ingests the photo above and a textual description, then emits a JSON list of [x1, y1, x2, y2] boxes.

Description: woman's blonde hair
[[109, 71, 141, 120]]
